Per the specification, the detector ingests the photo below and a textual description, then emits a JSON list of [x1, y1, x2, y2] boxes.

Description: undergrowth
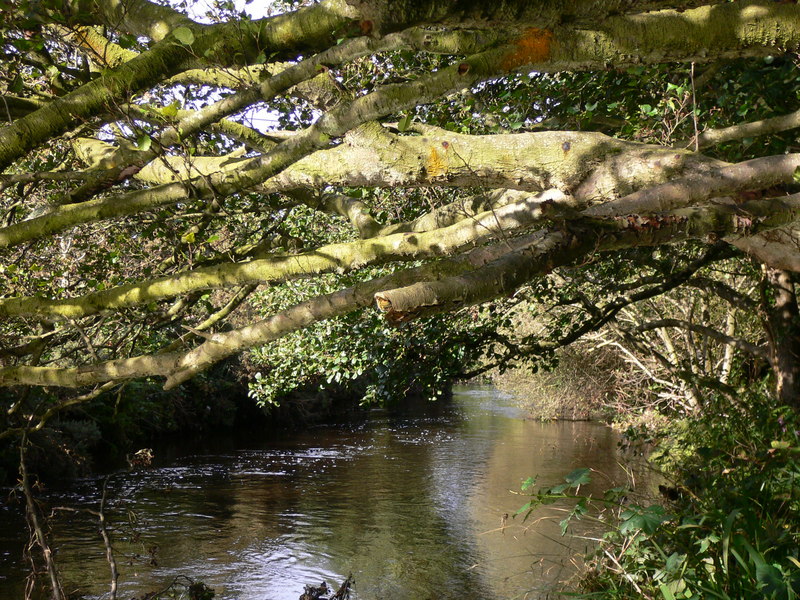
[[518, 390, 800, 599]]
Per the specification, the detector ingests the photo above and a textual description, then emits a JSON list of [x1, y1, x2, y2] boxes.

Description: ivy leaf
[[173, 27, 195, 46], [10, 74, 23, 94], [118, 33, 137, 49]]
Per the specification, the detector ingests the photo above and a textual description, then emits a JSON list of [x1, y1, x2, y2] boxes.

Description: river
[[0, 385, 636, 599]]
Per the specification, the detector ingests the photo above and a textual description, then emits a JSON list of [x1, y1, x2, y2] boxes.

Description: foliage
[[247, 270, 502, 405], [517, 392, 800, 599]]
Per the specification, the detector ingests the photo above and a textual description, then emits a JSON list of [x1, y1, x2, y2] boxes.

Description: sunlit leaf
[[173, 26, 195, 45], [136, 134, 152, 151], [398, 114, 413, 132]]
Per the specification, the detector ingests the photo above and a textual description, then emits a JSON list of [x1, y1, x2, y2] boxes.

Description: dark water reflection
[[0, 386, 635, 599]]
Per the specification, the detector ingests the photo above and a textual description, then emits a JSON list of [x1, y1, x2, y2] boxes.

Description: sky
[[185, 0, 282, 22], [181, 0, 295, 131]]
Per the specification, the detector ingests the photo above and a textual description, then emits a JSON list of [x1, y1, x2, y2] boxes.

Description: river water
[[0, 386, 636, 599]]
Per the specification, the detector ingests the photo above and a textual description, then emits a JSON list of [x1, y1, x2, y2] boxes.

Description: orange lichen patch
[[426, 146, 447, 178], [501, 28, 553, 71]]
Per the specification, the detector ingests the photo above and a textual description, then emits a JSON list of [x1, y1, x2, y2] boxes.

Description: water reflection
[[0, 385, 633, 599]]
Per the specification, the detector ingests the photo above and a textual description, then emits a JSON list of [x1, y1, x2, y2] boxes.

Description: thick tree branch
[[0, 190, 577, 320], [587, 153, 800, 217], [0, 0, 365, 172], [0, 236, 527, 388], [374, 193, 800, 321], [377, 189, 520, 236], [0, 40, 191, 172], [2, 195, 795, 388], [684, 106, 800, 149]]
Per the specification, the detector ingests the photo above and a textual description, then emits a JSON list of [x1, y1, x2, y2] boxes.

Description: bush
[[584, 391, 800, 599]]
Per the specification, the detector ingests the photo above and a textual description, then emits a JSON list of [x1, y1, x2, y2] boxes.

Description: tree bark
[[762, 268, 800, 408]]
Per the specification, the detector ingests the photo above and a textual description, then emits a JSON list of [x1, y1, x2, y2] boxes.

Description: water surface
[[0, 385, 633, 599]]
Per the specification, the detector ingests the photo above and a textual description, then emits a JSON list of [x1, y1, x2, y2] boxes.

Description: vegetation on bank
[[515, 390, 800, 600]]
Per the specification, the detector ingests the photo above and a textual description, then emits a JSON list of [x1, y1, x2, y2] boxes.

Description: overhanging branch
[[375, 193, 800, 322]]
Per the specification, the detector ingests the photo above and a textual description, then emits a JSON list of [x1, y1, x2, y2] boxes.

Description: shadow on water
[[0, 385, 641, 599]]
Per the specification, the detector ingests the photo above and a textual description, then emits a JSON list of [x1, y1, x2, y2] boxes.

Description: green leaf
[[722, 509, 740, 575], [658, 583, 676, 600], [514, 501, 532, 516], [136, 134, 152, 151], [161, 101, 180, 118], [173, 26, 195, 45], [619, 505, 670, 535], [181, 231, 195, 243], [564, 468, 591, 487], [559, 516, 571, 536], [398, 114, 413, 132]]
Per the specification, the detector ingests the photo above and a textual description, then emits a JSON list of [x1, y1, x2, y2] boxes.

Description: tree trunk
[[763, 268, 800, 409]]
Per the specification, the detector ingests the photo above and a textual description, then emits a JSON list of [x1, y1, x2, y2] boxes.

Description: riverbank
[[0, 376, 370, 486], [489, 347, 616, 421]]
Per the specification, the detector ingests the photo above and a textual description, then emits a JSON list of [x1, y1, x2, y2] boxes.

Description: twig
[[99, 476, 119, 600], [20, 434, 65, 600], [52, 477, 119, 599]]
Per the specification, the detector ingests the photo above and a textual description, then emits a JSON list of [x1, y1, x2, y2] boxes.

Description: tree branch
[[587, 153, 800, 217], [681, 106, 800, 149], [374, 193, 800, 321], [634, 318, 769, 360], [0, 190, 577, 320], [685, 276, 757, 310]]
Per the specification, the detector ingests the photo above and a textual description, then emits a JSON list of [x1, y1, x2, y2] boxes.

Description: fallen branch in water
[[300, 574, 354, 600]]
